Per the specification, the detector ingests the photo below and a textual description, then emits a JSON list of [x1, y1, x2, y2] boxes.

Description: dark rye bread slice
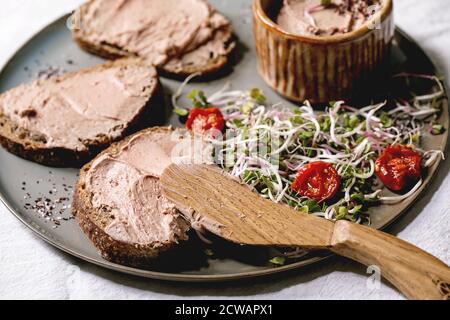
[[72, 0, 236, 79], [0, 59, 165, 167], [160, 25, 236, 79], [72, 127, 190, 267]]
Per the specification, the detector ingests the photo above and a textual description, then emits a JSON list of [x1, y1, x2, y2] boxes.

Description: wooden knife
[[161, 163, 450, 300]]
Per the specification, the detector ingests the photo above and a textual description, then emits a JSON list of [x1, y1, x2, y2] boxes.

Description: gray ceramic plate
[[0, 1, 448, 281]]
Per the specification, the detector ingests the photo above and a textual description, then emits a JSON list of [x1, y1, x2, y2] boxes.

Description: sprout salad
[[173, 74, 446, 226]]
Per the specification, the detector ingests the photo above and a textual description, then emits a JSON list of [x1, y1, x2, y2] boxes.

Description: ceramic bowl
[[253, 0, 394, 103]]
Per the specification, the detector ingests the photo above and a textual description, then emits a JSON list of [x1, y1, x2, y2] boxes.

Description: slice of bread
[[0, 59, 165, 167], [72, 0, 236, 78], [72, 127, 191, 267], [161, 25, 236, 79]]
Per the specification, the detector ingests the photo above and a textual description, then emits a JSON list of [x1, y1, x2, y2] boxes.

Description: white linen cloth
[[0, 0, 449, 300]]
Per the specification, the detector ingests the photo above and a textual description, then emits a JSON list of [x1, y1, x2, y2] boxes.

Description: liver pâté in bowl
[[253, 0, 394, 104]]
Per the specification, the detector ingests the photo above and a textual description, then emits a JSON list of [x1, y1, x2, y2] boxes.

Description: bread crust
[[0, 59, 165, 167], [72, 127, 190, 267]]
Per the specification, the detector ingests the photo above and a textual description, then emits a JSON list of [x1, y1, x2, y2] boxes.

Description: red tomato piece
[[185, 107, 225, 134], [291, 161, 341, 202], [375, 145, 422, 191]]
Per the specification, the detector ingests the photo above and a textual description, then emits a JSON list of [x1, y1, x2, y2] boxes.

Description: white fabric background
[[0, 0, 449, 300]]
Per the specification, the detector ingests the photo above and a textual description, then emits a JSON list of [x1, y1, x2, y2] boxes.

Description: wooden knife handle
[[330, 220, 450, 300]]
